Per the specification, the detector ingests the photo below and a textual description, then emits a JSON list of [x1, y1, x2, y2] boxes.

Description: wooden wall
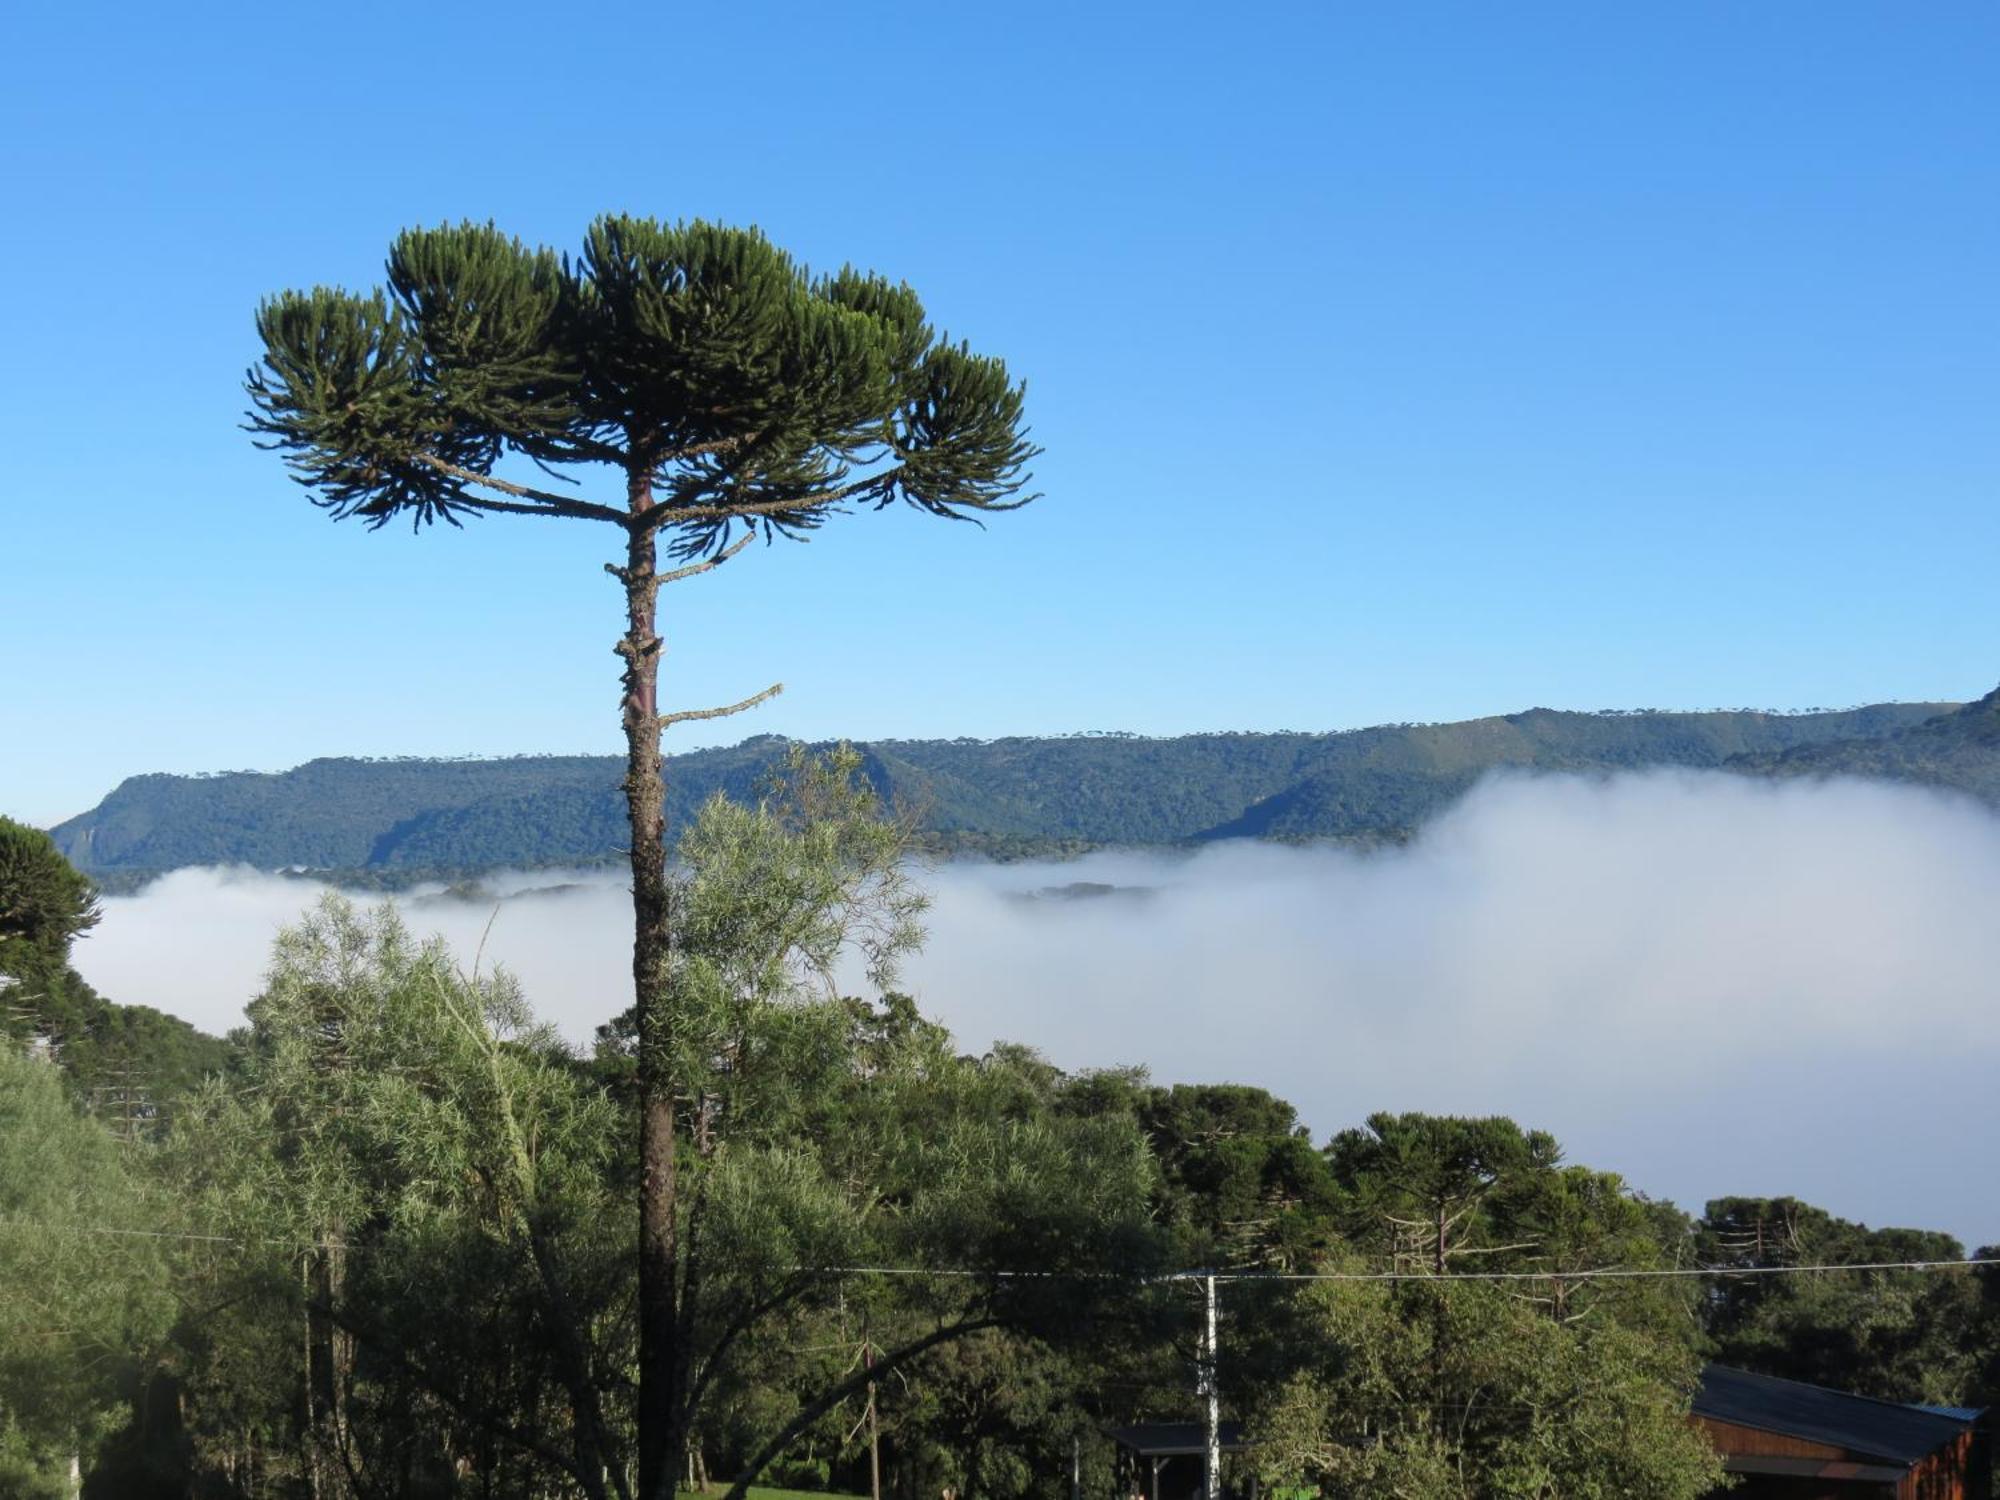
[[1900, 1429, 1978, 1500], [1688, 1417, 1985, 1500], [1698, 1417, 1851, 1464]]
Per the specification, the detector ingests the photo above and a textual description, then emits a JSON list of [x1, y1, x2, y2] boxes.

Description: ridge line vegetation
[[50, 696, 1996, 886]]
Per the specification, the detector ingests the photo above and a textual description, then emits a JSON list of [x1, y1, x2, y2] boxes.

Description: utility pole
[[91, 1066, 149, 1144], [865, 1341, 880, 1500], [1198, 1275, 1220, 1500]]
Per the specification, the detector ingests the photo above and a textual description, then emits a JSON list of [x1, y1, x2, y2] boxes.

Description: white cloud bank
[[73, 770, 2000, 1248]]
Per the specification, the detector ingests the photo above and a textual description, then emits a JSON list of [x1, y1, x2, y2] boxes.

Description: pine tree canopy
[[0, 816, 101, 961], [246, 218, 1038, 555]]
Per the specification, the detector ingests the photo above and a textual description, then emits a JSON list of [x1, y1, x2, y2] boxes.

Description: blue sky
[[3, 1, 1997, 825]]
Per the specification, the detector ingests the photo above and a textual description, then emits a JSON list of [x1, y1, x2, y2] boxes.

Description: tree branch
[[414, 453, 628, 525], [633, 472, 892, 533], [659, 529, 759, 584], [1445, 1241, 1541, 1260], [525, 1223, 635, 1500], [655, 432, 761, 466], [685, 1271, 819, 1419], [660, 683, 783, 729], [310, 1295, 599, 1498], [720, 1317, 1001, 1500]]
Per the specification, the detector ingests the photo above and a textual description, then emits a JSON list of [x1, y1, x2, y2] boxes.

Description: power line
[[795, 1259, 1999, 1283], [0, 1218, 1992, 1283]]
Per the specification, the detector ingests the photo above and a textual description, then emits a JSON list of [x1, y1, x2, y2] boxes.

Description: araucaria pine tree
[[246, 218, 1036, 1500]]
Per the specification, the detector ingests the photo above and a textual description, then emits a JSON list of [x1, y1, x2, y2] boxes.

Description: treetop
[[0, 816, 101, 962], [248, 217, 1038, 554]]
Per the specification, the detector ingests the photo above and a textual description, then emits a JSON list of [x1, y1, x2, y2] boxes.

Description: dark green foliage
[[0, 822, 230, 1124], [1139, 1084, 1342, 1270], [246, 218, 1034, 550], [35, 1005, 2000, 1499], [875, 1330, 1100, 1500], [1, 959, 232, 1121], [0, 816, 100, 957], [1697, 1196, 1984, 1404], [48, 700, 1956, 878], [1326, 1112, 1564, 1273], [1246, 1114, 1729, 1499], [1325, 1114, 1702, 1337]]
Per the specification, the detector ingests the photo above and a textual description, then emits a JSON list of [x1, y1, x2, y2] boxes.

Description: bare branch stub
[[658, 530, 758, 586], [660, 683, 784, 729]]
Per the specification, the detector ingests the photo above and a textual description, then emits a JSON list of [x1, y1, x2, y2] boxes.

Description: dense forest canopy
[[48, 696, 1990, 884]]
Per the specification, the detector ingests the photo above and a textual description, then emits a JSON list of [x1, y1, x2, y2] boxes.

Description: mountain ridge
[[49, 698, 1990, 882], [1730, 684, 2000, 803]]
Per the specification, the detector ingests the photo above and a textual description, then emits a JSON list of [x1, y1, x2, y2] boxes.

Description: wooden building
[[1104, 1422, 1251, 1500], [1693, 1365, 1989, 1499]]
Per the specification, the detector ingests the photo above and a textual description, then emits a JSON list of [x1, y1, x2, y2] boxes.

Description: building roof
[[1694, 1365, 1978, 1466], [1105, 1423, 1249, 1458]]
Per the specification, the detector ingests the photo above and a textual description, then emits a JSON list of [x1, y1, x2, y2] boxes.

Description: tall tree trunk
[[620, 474, 683, 1500], [303, 1253, 322, 1500], [866, 1343, 880, 1500], [526, 1227, 622, 1500], [305, 1236, 351, 1498]]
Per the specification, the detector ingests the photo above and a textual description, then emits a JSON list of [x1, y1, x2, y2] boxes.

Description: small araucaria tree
[[246, 218, 1036, 1500]]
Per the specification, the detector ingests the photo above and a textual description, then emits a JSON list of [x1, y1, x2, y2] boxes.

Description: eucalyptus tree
[[1248, 1268, 1725, 1500], [168, 894, 635, 1497], [0, 1046, 172, 1496], [246, 218, 1035, 1500]]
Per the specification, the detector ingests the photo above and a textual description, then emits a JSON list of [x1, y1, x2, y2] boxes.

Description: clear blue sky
[[3, 1, 1996, 826]]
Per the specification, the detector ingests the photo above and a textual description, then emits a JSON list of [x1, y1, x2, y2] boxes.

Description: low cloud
[[73, 770, 2000, 1248]]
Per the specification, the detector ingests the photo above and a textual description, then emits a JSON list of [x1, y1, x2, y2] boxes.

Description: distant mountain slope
[[1728, 687, 2000, 803], [53, 755, 622, 872], [49, 702, 1959, 879]]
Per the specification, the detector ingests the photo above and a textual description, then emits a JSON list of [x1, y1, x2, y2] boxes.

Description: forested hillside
[[48, 700, 1962, 881], [1729, 684, 2000, 803]]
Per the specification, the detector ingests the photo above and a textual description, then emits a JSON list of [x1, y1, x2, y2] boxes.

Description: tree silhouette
[[247, 218, 1035, 1500]]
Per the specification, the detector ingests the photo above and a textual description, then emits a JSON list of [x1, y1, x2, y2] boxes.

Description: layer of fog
[[75, 769, 2000, 1249]]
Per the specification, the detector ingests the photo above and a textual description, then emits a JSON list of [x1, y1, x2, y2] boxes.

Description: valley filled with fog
[[76, 766, 2000, 1250]]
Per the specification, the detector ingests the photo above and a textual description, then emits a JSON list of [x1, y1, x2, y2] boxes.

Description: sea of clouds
[[73, 769, 2000, 1249]]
